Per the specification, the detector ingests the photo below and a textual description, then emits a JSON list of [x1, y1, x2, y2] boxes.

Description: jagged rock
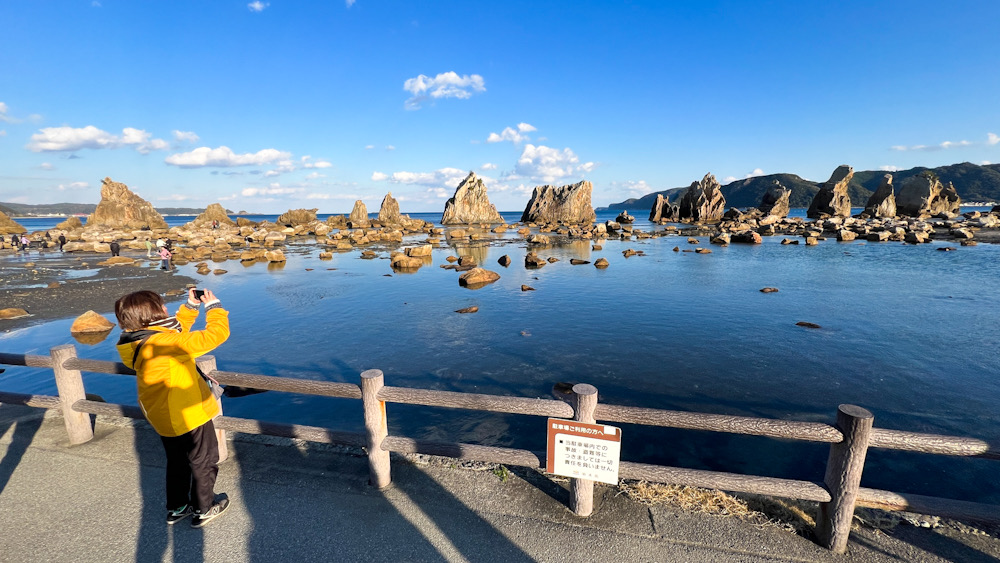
[[710, 233, 731, 245], [758, 181, 791, 218], [594, 258, 610, 269], [521, 285, 535, 291], [0, 211, 26, 234], [276, 208, 318, 227], [837, 230, 857, 242], [348, 201, 371, 228], [391, 253, 423, 270], [807, 166, 853, 218], [378, 193, 402, 224], [498, 255, 511, 267], [458, 267, 500, 288], [442, 172, 503, 225], [615, 210, 634, 223], [678, 174, 726, 223], [458, 256, 477, 267], [864, 175, 897, 218], [524, 252, 547, 268], [86, 177, 167, 229], [520, 180, 596, 224], [649, 194, 680, 223], [896, 173, 961, 218], [70, 311, 116, 333]]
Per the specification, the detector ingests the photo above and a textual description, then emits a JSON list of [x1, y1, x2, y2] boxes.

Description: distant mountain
[[0, 202, 230, 216], [598, 162, 1000, 213]]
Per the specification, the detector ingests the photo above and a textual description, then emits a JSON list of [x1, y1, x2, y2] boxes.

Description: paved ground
[[1, 404, 998, 562]]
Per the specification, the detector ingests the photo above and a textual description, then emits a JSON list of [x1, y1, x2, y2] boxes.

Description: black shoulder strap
[[131, 334, 154, 368]]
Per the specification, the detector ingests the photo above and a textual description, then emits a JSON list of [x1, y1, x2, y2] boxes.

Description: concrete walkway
[[1, 404, 998, 562]]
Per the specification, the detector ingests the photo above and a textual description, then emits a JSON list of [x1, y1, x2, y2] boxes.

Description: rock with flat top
[[521, 180, 596, 224], [458, 267, 500, 288], [276, 208, 317, 227]]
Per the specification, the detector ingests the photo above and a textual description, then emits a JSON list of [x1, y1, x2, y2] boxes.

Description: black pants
[[159, 420, 219, 513]]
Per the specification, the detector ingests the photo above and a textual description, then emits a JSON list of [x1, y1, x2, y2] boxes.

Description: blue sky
[[1, 1, 998, 213]]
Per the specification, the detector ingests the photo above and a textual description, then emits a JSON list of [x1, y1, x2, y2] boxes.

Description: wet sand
[[0, 249, 195, 330]]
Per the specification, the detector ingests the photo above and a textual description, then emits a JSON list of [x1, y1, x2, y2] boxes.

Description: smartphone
[[192, 289, 206, 300]]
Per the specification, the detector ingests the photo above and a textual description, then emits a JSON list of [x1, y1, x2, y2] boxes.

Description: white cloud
[[248, 1, 268, 12], [514, 144, 593, 183], [39, 162, 54, 170], [371, 167, 469, 188], [481, 163, 498, 170], [487, 126, 531, 144], [892, 139, 973, 152], [241, 183, 304, 197], [165, 146, 291, 168], [403, 72, 485, 110], [306, 192, 363, 200], [301, 156, 332, 168], [57, 181, 90, 190], [173, 130, 199, 143], [983, 161, 993, 165], [608, 180, 653, 198], [385, 145, 396, 151], [0, 102, 11, 123], [517, 122, 536, 133], [722, 168, 766, 183], [989, 133, 999, 146], [305, 172, 326, 180], [91, 1, 101, 6], [26, 125, 168, 153], [346, 0, 356, 7], [364, 144, 375, 150], [880, 165, 901, 172]]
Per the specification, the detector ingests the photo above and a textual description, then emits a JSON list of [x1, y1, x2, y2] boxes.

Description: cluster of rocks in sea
[[5, 165, 999, 275]]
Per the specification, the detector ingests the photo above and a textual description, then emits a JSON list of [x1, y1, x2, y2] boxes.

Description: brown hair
[[115, 290, 168, 331]]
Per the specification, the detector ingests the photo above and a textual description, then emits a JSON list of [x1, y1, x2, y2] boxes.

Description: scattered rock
[[455, 306, 479, 314], [570, 259, 590, 265], [0, 308, 30, 320], [796, 321, 822, 329], [70, 310, 116, 333], [213, 269, 227, 275], [594, 258, 609, 269], [521, 285, 535, 291], [458, 267, 501, 288], [760, 287, 779, 293], [695, 248, 711, 254], [498, 255, 511, 267], [264, 250, 287, 262], [524, 252, 547, 269]]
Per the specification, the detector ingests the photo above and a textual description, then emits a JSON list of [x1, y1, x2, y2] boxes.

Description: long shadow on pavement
[[0, 404, 44, 494]]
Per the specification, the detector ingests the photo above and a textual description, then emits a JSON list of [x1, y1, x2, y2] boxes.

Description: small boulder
[[594, 258, 610, 269], [760, 287, 779, 293], [71, 311, 116, 333], [498, 255, 511, 267], [521, 285, 535, 291], [455, 306, 479, 314], [458, 267, 501, 288], [0, 308, 30, 320]]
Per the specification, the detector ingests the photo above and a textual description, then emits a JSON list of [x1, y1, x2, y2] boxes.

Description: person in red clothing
[[114, 288, 231, 527]]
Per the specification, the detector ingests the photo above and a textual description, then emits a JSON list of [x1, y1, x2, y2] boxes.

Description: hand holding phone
[[192, 289, 206, 300]]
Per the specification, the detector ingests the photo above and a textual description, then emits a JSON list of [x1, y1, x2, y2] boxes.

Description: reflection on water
[[72, 329, 113, 346], [2, 226, 1000, 504]]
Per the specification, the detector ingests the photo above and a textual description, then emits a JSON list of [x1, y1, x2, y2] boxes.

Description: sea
[[2, 208, 999, 504]]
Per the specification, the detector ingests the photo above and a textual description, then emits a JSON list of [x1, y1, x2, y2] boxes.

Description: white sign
[[546, 418, 622, 485]]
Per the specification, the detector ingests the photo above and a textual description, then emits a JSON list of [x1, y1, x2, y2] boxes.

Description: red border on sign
[[545, 418, 621, 474]]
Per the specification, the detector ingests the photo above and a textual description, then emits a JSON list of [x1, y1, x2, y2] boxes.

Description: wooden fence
[[1, 344, 998, 554]]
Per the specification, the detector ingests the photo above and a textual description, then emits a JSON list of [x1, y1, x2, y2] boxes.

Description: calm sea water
[[3, 209, 999, 503]]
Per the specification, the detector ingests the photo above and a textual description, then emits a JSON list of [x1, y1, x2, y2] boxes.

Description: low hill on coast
[[600, 162, 1000, 212], [0, 202, 230, 217]]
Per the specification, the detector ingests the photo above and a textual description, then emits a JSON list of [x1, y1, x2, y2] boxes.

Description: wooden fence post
[[361, 369, 391, 489], [197, 355, 228, 463], [570, 383, 598, 517], [50, 344, 94, 445], [817, 404, 874, 553]]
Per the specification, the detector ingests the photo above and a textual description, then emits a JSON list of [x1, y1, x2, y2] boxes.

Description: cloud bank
[[404, 72, 485, 110]]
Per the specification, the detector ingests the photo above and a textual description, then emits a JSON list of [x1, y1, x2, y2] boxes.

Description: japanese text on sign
[[546, 419, 622, 485]]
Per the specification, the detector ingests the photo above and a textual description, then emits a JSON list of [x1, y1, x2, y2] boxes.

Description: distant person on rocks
[[159, 246, 172, 270], [244, 235, 252, 247], [58, 233, 67, 252], [110, 240, 121, 257], [114, 288, 231, 528], [145, 238, 154, 257], [156, 238, 166, 250], [20, 234, 29, 253]]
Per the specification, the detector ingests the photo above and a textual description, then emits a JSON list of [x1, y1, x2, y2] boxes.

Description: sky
[[1, 1, 999, 214]]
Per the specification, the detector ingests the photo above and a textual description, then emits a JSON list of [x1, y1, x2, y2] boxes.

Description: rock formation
[[442, 172, 503, 225], [649, 194, 680, 222], [678, 174, 725, 223], [807, 166, 853, 218], [0, 210, 25, 234], [86, 177, 167, 230], [192, 203, 236, 227], [896, 172, 961, 218], [55, 216, 84, 231], [378, 192, 402, 224], [348, 200, 370, 227], [520, 180, 596, 224], [864, 175, 897, 218], [758, 181, 791, 218], [277, 208, 318, 226], [615, 210, 634, 223]]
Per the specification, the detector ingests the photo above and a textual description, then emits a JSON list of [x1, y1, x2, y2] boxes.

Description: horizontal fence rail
[[2, 346, 998, 554]]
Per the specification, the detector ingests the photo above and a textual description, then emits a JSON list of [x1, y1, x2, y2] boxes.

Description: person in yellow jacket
[[115, 288, 231, 528]]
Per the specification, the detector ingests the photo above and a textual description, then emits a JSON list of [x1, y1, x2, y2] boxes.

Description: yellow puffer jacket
[[116, 305, 230, 437]]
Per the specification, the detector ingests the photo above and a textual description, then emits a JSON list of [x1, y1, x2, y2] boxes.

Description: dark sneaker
[[166, 504, 193, 525], [191, 497, 230, 528]]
